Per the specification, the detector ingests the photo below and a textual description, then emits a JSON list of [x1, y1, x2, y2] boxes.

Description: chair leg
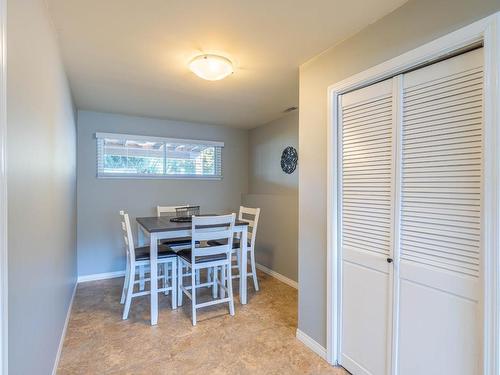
[[164, 263, 169, 296], [120, 260, 130, 304], [171, 259, 177, 309], [123, 265, 135, 320], [219, 265, 226, 299], [139, 265, 145, 291], [191, 267, 197, 326], [250, 248, 259, 291], [236, 250, 241, 275], [227, 263, 235, 316], [177, 258, 183, 307], [236, 248, 248, 282], [212, 267, 218, 298], [206, 266, 212, 287]]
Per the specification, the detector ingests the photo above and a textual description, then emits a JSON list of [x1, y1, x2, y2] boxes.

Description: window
[[96, 133, 223, 179]]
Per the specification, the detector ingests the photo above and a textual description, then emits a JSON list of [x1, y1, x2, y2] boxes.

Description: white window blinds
[[96, 133, 223, 179]]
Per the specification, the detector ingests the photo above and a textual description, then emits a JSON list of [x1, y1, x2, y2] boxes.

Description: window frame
[[95, 132, 224, 180]]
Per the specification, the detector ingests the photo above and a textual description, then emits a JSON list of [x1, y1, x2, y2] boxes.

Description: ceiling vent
[[283, 106, 298, 113]]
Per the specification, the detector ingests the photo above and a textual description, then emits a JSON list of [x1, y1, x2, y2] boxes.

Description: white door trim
[[0, 0, 6, 373], [326, 13, 500, 375]]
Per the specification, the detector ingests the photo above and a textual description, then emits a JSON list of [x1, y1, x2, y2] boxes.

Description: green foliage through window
[[97, 136, 222, 179]]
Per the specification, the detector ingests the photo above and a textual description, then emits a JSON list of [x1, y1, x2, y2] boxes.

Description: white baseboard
[[79, 265, 298, 290], [296, 329, 327, 361], [255, 263, 298, 289], [77, 270, 125, 283], [52, 282, 77, 375]]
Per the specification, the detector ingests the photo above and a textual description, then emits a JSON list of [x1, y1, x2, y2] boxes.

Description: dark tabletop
[[136, 214, 249, 233]]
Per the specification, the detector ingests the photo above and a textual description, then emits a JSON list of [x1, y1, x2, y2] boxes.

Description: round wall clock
[[281, 146, 298, 174]]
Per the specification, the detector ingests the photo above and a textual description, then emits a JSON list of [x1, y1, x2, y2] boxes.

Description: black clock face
[[281, 146, 298, 174]]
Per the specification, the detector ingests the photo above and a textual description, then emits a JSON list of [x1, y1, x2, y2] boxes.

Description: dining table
[[136, 214, 250, 325]]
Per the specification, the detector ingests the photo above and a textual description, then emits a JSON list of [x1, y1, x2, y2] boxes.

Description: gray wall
[[298, 0, 500, 347], [77, 110, 248, 277], [243, 111, 298, 281], [7, 0, 77, 374]]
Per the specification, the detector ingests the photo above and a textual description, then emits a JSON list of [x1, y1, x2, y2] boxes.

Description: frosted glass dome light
[[189, 54, 233, 81]]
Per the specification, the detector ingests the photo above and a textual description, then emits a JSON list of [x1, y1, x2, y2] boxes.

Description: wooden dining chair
[[176, 214, 236, 325], [119, 210, 177, 320], [209, 206, 261, 292]]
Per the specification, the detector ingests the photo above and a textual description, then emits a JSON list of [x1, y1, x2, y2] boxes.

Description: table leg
[[150, 233, 158, 325], [138, 224, 146, 290], [137, 224, 144, 246], [240, 230, 248, 304]]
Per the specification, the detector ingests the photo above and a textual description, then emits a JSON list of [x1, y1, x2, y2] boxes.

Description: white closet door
[[340, 79, 395, 375], [398, 48, 483, 375]]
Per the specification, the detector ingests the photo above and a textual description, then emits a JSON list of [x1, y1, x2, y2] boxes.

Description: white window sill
[[97, 174, 223, 181]]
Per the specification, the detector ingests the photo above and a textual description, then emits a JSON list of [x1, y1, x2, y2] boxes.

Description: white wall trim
[[51, 282, 77, 375], [296, 329, 327, 360], [77, 270, 125, 283], [94, 132, 224, 147], [0, 0, 7, 372], [326, 12, 500, 374], [256, 263, 298, 289]]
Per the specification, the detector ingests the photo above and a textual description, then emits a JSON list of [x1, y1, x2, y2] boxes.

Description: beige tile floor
[[57, 270, 348, 374]]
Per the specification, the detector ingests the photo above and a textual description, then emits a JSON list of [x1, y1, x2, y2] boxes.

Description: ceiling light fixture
[[189, 54, 233, 81]]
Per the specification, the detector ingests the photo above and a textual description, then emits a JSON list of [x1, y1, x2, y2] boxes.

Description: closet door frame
[[326, 13, 500, 375]]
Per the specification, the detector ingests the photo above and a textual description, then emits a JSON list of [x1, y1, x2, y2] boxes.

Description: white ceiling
[[47, 0, 408, 128]]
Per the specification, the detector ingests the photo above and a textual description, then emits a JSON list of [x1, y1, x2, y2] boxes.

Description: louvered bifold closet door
[[339, 79, 395, 375], [397, 48, 483, 375]]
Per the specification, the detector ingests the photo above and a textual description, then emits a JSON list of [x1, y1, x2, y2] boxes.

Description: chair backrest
[[119, 210, 136, 262], [156, 205, 187, 217], [238, 206, 261, 249], [191, 214, 236, 264], [175, 205, 200, 217]]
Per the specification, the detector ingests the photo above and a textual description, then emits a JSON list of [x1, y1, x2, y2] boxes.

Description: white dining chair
[[209, 206, 261, 292], [136, 205, 191, 292], [156, 204, 202, 287], [119, 210, 177, 320], [157, 204, 185, 217], [176, 214, 236, 326], [236, 206, 260, 291], [156, 205, 192, 249]]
